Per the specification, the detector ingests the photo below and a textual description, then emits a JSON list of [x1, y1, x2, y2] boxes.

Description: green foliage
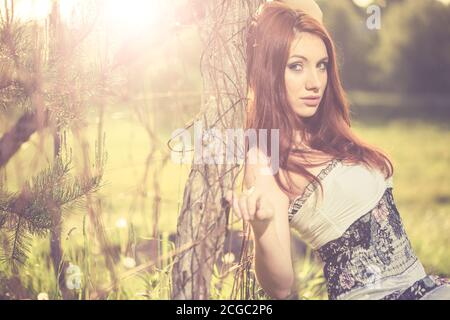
[[294, 247, 327, 300], [0, 20, 34, 112], [371, 0, 450, 93], [317, 0, 450, 94], [317, 0, 377, 90], [0, 154, 104, 270]]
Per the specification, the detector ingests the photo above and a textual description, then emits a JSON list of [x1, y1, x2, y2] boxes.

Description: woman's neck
[[292, 130, 312, 150]]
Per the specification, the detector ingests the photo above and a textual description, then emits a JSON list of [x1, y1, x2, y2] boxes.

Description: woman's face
[[284, 32, 328, 118]]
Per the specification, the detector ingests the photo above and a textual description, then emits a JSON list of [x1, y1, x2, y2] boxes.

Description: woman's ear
[[276, 0, 323, 23]]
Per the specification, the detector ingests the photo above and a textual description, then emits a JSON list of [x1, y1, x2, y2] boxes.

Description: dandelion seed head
[[65, 263, 82, 290], [222, 252, 235, 265], [37, 292, 49, 300], [116, 217, 128, 229], [123, 257, 136, 269]]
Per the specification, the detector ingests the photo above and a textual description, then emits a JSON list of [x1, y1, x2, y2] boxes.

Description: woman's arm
[[276, 0, 323, 23], [251, 215, 295, 299], [228, 148, 295, 299]]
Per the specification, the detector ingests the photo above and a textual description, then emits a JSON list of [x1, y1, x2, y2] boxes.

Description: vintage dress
[[288, 158, 450, 300]]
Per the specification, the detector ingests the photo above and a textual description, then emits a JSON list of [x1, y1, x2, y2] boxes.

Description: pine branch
[[56, 174, 103, 213], [0, 155, 104, 268], [0, 216, 32, 271]]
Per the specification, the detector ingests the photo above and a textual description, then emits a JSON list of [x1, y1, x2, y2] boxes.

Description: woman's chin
[[294, 107, 319, 118]]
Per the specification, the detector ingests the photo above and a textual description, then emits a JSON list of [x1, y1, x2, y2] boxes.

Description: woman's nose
[[305, 70, 321, 92]]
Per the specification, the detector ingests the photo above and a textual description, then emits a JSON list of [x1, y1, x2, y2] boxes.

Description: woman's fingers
[[225, 189, 263, 222], [256, 196, 275, 221], [247, 191, 259, 221]]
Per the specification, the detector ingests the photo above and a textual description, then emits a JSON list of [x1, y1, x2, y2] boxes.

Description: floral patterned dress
[[288, 159, 450, 300]]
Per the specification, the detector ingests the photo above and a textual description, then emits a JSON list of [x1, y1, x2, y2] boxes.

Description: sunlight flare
[[12, 0, 162, 30]]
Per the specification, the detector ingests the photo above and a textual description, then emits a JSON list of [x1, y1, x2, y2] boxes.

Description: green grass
[[352, 119, 450, 276], [1, 108, 449, 300]]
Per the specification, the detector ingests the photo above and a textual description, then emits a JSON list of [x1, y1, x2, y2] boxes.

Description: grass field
[[1, 105, 449, 300]]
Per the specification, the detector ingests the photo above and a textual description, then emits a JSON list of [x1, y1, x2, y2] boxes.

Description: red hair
[[245, 2, 393, 199]]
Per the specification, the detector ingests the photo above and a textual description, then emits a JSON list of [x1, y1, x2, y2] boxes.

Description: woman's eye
[[318, 62, 328, 71], [288, 63, 303, 72]]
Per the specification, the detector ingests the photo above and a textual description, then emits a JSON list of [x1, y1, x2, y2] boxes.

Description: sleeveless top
[[287, 158, 449, 300]]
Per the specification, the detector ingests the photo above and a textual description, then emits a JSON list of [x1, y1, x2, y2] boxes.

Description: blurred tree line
[[317, 0, 450, 94]]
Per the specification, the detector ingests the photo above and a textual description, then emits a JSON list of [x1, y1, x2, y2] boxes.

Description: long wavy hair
[[245, 2, 393, 199]]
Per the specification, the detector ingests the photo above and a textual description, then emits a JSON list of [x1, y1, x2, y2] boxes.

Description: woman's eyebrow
[[289, 54, 307, 61], [288, 55, 329, 62]]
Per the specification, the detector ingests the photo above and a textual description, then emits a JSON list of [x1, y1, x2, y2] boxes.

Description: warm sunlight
[[352, 0, 373, 7], [104, 0, 161, 29], [13, 0, 162, 31], [14, 0, 51, 21]]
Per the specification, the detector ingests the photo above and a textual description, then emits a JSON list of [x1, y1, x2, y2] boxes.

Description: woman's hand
[[225, 186, 276, 224]]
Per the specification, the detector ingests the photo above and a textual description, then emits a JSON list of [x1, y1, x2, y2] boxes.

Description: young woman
[[226, 2, 449, 300]]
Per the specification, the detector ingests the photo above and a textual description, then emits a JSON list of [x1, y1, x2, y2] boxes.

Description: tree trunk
[[171, 0, 264, 300], [0, 110, 49, 168]]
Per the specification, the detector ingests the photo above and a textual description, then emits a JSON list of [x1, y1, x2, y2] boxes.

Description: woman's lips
[[301, 97, 321, 107]]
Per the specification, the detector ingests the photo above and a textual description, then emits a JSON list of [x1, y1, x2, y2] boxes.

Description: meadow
[[1, 98, 449, 300]]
